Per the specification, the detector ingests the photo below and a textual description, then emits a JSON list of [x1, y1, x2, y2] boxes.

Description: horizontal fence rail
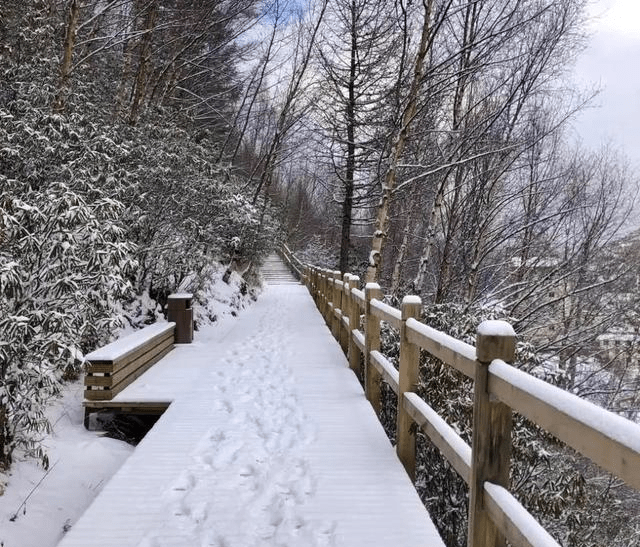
[[280, 253, 640, 547]]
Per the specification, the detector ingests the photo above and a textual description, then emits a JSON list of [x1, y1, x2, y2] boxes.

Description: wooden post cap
[[476, 320, 516, 363]]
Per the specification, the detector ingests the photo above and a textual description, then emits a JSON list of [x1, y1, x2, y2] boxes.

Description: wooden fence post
[[314, 267, 319, 304], [313, 267, 318, 298], [316, 268, 321, 314], [396, 295, 422, 481], [364, 283, 383, 415], [167, 293, 194, 344], [324, 269, 332, 325], [468, 320, 516, 547], [347, 275, 361, 375], [323, 269, 330, 322], [332, 271, 342, 340], [340, 273, 351, 352]]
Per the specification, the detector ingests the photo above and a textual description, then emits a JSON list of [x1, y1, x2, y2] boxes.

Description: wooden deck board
[[59, 258, 445, 547]]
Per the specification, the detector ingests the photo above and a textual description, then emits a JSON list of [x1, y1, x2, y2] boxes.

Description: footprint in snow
[[213, 399, 232, 413], [170, 470, 197, 493], [209, 438, 244, 469]]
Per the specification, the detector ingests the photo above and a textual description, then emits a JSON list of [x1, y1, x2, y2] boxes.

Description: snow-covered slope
[[0, 382, 134, 547]]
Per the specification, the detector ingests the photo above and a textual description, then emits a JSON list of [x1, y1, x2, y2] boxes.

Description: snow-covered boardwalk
[[57, 263, 445, 546]]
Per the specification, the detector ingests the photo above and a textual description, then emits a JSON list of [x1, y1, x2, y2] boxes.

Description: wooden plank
[[489, 359, 640, 491], [84, 374, 114, 388], [351, 288, 365, 308], [111, 329, 174, 370], [370, 299, 402, 329], [85, 323, 175, 365], [484, 483, 560, 547], [83, 400, 170, 410], [405, 318, 476, 379], [403, 393, 471, 484], [370, 350, 399, 394], [85, 360, 116, 373], [86, 328, 174, 373], [84, 388, 113, 401], [84, 403, 170, 415], [110, 343, 174, 396], [352, 329, 365, 352], [85, 336, 174, 387]]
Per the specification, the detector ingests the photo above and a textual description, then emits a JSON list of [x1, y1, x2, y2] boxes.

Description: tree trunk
[[364, 0, 435, 283], [251, 0, 328, 204], [390, 199, 418, 297], [413, 0, 475, 295], [53, 0, 81, 113], [339, 0, 358, 274], [0, 405, 10, 470], [128, 0, 158, 126]]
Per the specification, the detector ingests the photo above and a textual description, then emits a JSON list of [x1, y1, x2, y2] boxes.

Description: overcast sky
[[572, 0, 640, 169]]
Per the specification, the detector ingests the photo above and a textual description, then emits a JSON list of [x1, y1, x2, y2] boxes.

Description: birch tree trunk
[[412, 0, 475, 294], [364, 0, 435, 283], [390, 197, 419, 297]]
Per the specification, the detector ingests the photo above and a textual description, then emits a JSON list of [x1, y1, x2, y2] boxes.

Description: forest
[[0, 0, 638, 546]]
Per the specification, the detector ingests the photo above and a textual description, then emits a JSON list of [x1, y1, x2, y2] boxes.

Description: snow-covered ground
[[0, 266, 255, 547], [0, 381, 134, 547], [2, 264, 444, 547], [58, 280, 441, 547]]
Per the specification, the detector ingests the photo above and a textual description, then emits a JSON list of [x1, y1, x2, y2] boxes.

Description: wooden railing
[[279, 244, 304, 280], [289, 259, 640, 547]]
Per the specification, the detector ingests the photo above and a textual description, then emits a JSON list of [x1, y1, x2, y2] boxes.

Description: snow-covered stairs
[[261, 253, 300, 284], [57, 284, 445, 547]]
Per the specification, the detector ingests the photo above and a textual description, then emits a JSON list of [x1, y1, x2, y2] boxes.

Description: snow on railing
[[279, 244, 304, 279], [281, 256, 640, 547]]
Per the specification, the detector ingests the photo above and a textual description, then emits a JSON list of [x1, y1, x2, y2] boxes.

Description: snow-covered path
[[57, 280, 444, 546]]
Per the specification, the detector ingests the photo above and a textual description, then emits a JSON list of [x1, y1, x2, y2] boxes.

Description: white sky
[[572, 0, 640, 169]]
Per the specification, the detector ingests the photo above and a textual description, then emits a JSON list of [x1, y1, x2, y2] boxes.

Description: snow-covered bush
[[0, 0, 279, 471], [104, 121, 277, 307], [0, 179, 136, 468]]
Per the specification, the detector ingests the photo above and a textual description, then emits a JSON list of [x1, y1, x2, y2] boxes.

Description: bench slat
[[84, 341, 173, 399], [85, 323, 175, 365], [86, 327, 174, 373], [85, 335, 174, 386]]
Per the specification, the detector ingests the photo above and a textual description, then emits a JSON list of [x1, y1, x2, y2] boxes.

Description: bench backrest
[[84, 322, 176, 401]]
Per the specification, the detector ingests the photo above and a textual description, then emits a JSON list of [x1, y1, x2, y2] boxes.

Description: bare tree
[[314, 0, 404, 273], [250, 0, 329, 205], [364, 0, 446, 283]]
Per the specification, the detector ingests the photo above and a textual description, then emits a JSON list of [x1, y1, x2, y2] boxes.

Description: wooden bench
[[83, 322, 176, 428]]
